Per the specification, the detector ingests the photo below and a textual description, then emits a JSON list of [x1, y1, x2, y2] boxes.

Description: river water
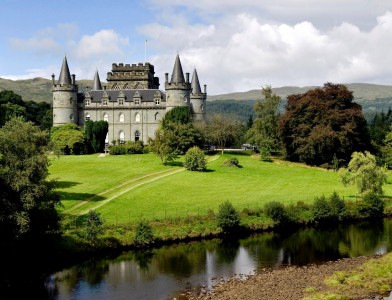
[[42, 219, 392, 300]]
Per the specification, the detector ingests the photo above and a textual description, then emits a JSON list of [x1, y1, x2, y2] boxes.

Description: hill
[[1, 78, 392, 119]]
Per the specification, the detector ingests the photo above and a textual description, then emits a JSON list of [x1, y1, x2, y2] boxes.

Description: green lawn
[[49, 152, 392, 225]]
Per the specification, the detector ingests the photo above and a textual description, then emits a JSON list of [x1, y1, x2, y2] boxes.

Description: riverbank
[[194, 254, 392, 300]]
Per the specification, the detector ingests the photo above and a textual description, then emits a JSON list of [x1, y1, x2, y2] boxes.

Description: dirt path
[[194, 255, 383, 300]]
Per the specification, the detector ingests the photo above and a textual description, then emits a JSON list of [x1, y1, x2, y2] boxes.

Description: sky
[[2, 0, 392, 95]]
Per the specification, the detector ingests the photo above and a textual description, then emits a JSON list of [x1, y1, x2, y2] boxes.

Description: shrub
[[223, 157, 240, 167], [358, 193, 385, 218], [312, 195, 333, 222], [84, 210, 104, 244], [216, 201, 240, 233], [183, 146, 207, 171], [134, 219, 154, 247], [329, 192, 347, 220], [264, 201, 291, 224], [109, 141, 145, 155]]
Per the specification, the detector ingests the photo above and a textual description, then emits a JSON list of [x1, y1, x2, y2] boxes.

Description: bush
[[358, 193, 385, 218], [223, 157, 240, 167], [84, 210, 104, 244], [183, 146, 207, 171], [216, 201, 240, 233], [109, 141, 145, 155], [329, 192, 347, 220], [264, 201, 291, 224], [134, 219, 154, 247], [312, 195, 333, 222]]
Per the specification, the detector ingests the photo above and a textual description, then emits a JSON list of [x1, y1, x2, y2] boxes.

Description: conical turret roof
[[191, 68, 202, 94], [170, 54, 185, 83], [58, 56, 72, 85], [92, 70, 102, 90]]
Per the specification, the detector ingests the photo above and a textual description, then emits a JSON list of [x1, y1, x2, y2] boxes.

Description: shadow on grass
[[165, 161, 184, 167], [55, 181, 81, 189], [58, 191, 106, 202]]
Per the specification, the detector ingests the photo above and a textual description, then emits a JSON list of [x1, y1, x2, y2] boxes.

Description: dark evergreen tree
[[91, 121, 109, 153], [161, 106, 192, 128]]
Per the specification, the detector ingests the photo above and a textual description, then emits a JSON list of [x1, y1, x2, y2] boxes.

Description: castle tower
[[164, 55, 191, 112], [52, 56, 78, 126], [190, 68, 207, 121], [92, 70, 102, 90]]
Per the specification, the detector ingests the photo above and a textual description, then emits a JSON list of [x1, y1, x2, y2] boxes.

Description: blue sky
[[2, 0, 392, 94]]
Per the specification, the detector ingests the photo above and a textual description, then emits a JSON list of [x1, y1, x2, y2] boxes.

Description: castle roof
[[58, 56, 72, 85], [170, 54, 185, 83], [88, 89, 166, 103], [92, 70, 102, 90], [191, 69, 202, 94]]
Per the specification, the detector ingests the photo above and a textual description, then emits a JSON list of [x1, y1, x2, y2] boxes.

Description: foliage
[[148, 129, 179, 164], [51, 123, 86, 155], [109, 141, 145, 155], [216, 201, 240, 233], [339, 151, 388, 196], [84, 120, 109, 153], [163, 122, 204, 154], [161, 106, 192, 128], [24, 101, 52, 130], [279, 83, 371, 166], [134, 219, 154, 246], [264, 201, 291, 224], [204, 113, 242, 154], [312, 195, 334, 222], [84, 210, 104, 243], [0, 117, 60, 243], [223, 157, 240, 167], [329, 192, 347, 220], [358, 193, 385, 218], [183, 146, 207, 171], [246, 86, 281, 159], [369, 109, 392, 145]]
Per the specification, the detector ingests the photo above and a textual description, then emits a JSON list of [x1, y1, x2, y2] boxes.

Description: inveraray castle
[[52, 55, 207, 144]]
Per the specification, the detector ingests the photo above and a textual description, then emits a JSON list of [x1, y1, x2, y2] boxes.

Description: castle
[[52, 55, 207, 144]]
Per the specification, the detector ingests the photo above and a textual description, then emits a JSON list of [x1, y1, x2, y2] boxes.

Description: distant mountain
[[1, 78, 392, 118], [207, 83, 392, 102]]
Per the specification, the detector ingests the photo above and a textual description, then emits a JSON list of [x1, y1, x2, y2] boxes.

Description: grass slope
[[49, 152, 392, 226]]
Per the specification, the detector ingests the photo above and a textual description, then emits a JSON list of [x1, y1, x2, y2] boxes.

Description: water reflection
[[48, 219, 392, 300]]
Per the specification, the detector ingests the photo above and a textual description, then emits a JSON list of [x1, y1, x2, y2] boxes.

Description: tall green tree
[[0, 118, 60, 243], [246, 86, 281, 159], [204, 113, 242, 154], [339, 151, 388, 196], [161, 106, 192, 128], [148, 129, 179, 164], [279, 83, 371, 166], [91, 121, 109, 152]]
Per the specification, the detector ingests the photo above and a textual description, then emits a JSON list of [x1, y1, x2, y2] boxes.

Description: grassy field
[[49, 152, 392, 226]]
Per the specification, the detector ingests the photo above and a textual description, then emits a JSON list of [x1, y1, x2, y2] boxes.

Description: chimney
[[51, 73, 55, 85], [165, 73, 168, 83], [204, 84, 207, 94], [186, 72, 189, 83], [71, 74, 76, 85]]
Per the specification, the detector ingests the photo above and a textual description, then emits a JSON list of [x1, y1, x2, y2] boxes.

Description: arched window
[[103, 113, 109, 122], [135, 113, 140, 123], [85, 113, 91, 121], [119, 113, 124, 123], [135, 130, 140, 141], [119, 131, 125, 143], [105, 132, 109, 145], [70, 114, 74, 120], [155, 112, 160, 121]]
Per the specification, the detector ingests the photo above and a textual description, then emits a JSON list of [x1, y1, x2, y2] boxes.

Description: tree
[[51, 123, 86, 155], [148, 129, 179, 164], [0, 117, 60, 243], [339, 151, 388, 196], [91, 121, 109, 153], [183, 146, 207, 171], [161, 106, 192, 128], [216, 201, 240, 234], [279, 83, 371, 166], [246, 86, 281, 159], [84, 210, 104, 245], [204, 114, 242, 154]]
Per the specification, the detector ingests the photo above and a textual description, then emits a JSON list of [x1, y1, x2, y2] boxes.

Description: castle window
[[155, 98, 160, 105], [135, 98, 140, 105], [123, 83, 131, 90], [70, 114, 74, 120], [103, 99, 108, 106], [85, 113, 91, 121], [135, 113, 141, 123], [118, 99, 124, 105], [119, 113, 124, 123], [85, 99, 90, 106], [112, 83, 120, 90], [103, 113, 109, 122], [135, 130, 140, 141], [119, 131, 125, 144], [155, 112, 160, 121]]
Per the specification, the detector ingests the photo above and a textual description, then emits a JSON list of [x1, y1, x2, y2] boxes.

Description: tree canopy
[[51, 123, 86, 155], [279, 83, 371, 166], [0, 118, 60, 244]]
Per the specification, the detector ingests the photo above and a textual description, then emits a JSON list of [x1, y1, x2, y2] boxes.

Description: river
[[40, 219, 392, 300]]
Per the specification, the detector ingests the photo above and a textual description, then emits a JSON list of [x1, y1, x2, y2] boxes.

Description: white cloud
[[74, 30, 129, 59]]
